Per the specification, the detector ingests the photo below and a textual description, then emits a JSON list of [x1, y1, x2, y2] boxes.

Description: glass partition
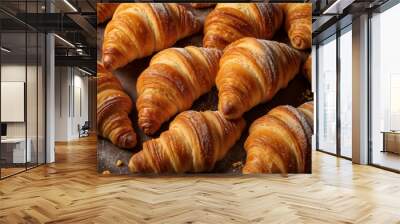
[[1, 31, 28, 177], [0, 1, 46, 179]]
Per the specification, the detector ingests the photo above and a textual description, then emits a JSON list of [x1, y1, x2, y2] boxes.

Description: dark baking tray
[[96, 5, 312, 175]]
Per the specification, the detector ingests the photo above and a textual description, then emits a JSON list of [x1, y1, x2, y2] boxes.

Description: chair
[[78, 121, 90, 138]]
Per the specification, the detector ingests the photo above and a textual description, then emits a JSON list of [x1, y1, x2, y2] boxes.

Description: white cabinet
[[1, 138, 32, 163]]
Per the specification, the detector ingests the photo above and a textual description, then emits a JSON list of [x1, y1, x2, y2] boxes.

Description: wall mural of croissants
[[96, 2, 314, 175]]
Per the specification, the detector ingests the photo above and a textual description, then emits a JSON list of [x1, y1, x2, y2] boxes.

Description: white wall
[[54, 66, 89, 141], [72, 74, 89, 138], [55, 66, 70, 141]]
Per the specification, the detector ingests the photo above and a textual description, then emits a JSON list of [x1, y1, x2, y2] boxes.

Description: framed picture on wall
[[1, 81, 25, 123]]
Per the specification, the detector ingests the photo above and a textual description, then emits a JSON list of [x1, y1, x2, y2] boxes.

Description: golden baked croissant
[[97, 62, 137, 149], [97, 3, 119, 24], [190, 3, 216, 9], [243, 101, 314, 174], [298, 101, 314, 173], [216, 37, 304, 119], [281, 3, 312, 50], [303, 54, 312, 82], [102, 3, 201, 71], [129, 110, 245, 173], [136, 46, 222, 135], [203, 3, 283, 50]]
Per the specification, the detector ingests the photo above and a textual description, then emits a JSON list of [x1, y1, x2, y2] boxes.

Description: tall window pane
[[371, 3, 400, 171], [318, 36, 337, 154], [339, 28, 352, 158]]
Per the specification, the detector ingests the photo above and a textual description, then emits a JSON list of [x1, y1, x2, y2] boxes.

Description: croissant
[[243, 101, 314, 174], [190, 3, 216, 9], [216, 37, 304, 119], [203, 3, 283, 50], [97, 3, 119, 24], [297, 101, 315, 173], [97, 63, 137, 149], [281, 3, 312, 50], [102, 3, 201, 71], [136, 46, 222, 135], [129, 110, 245, 173], [303, 54, 312, 82]]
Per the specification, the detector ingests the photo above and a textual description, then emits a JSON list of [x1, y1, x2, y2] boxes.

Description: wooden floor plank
[[0, 136, 399, 223]]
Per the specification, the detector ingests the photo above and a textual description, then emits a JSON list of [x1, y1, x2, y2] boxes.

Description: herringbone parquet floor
[[1, 136, 399, 224]]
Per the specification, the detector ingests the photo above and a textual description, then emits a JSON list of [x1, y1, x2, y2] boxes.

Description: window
[[370, 2, 400, 171], [339, 27, 352, 158], [317, 35, 337, 154]]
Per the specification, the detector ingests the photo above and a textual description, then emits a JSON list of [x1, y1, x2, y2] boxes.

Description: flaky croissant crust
[[129, 110, 245, 173], [102, 3, 201, 71], [216, 37, 304, 119], [136, 46, 222, 135], [203, 3, 283, 50], [190, 3, 216, 9], [303, 54, 312, 82], [243, 102, 313, 174], [97, 63, 137, 149], [281, 3, 312, 50], [97, 3, 119, 24]]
